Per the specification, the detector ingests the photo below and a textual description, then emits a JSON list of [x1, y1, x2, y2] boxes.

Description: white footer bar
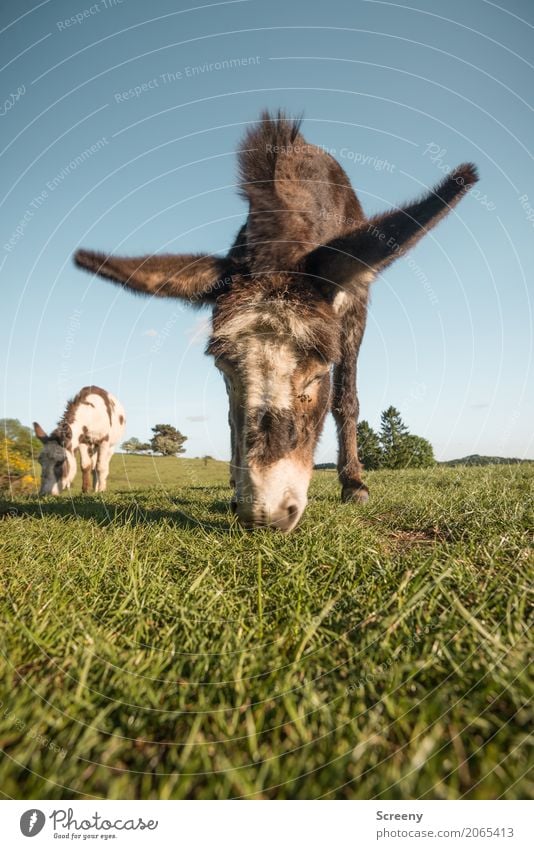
[[3, 799, 532, 848]]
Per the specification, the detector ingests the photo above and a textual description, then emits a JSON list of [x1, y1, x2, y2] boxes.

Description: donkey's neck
[[67, 419, 84, 450]]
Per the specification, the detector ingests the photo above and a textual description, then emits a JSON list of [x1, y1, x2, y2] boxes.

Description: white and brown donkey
[[34, 386, 125, 495], [74, 111, 477, 530]]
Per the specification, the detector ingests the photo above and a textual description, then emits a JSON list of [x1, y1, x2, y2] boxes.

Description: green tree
[[379, 406, 410, 468], [378, 407, 436, 468], [121, 437, 151, 454], [150, 424, 187, 456], [357, 420, 383, 470], [402, 434, 435, 468], [0, 418, 41, 456]]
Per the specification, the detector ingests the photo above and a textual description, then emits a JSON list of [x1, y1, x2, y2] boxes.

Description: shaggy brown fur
[[74, 110, 478, 526]]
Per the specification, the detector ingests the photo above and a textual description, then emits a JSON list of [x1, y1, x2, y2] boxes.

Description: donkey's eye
[[304, 372, 327, 390]]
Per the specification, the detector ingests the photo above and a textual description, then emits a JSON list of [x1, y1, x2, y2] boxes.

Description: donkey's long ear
[[305, 164, 478, 292], [74, 250, 234, 304], [33, 422, 48, 442]]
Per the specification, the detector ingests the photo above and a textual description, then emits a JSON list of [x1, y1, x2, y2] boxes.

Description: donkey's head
[[207, 274, 343, 529], [74, 111, 477, 530], [33, 423, 77, 495]]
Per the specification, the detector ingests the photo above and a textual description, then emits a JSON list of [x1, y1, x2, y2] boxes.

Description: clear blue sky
[[1, 0, 532, 461]]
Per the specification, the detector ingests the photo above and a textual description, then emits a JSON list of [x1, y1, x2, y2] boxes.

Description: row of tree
[[123, 410, 435, 468], [357, 406, 435, 469], [0, 408, 433, 496], [122, 424, 188, 456], [124, 409, 434, 469]]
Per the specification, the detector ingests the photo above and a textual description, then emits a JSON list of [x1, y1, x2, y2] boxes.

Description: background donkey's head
[[75, 111, 477, 531], [33, 422, 77, 495]]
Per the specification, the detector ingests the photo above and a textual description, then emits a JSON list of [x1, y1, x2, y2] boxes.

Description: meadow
[[0, 457, 532, 799]]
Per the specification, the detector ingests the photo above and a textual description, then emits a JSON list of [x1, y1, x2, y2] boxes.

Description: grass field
[[0, 456, 532, 800]]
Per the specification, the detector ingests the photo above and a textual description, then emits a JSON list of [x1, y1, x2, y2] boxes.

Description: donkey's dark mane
[[236, 110, 366, 276], [237, 110, 303, 201]]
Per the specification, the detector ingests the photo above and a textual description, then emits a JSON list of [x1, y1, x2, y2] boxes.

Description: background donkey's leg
[[91, 447, 99, 490], [78, 444, 92, 494], [94, 441, 111, 492], [332, 310, 369, 503]]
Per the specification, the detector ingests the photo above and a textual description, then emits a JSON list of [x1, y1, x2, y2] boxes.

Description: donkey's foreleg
[[91, 449, 98, 490], [77, 444, 93, 494], [94, 440, 112, 492], [229, 408, 237, 490], [332, 341, 369, 504]]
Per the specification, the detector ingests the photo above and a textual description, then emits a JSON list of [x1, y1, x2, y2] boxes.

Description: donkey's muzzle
[[231, 458, 311, 532], [232, 494, 302, 532]]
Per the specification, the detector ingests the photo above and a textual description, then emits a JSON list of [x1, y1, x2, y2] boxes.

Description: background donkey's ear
[[33, 422, 48, 442], [74, 251, 234, 305], [305, 163, 479, 294]]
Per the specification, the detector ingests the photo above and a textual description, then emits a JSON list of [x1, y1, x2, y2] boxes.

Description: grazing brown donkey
[[75, 112, 477, 531], [34, 386, 126, 495]]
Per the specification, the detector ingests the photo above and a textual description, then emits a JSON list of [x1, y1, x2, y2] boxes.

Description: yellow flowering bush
[[0, 437, 37, 493]]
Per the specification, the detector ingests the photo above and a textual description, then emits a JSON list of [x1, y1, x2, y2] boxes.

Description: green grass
[[0, 458, 532, 799]]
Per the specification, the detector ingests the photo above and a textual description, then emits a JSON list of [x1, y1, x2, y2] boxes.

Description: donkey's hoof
[[341, 485, 369, 504]]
